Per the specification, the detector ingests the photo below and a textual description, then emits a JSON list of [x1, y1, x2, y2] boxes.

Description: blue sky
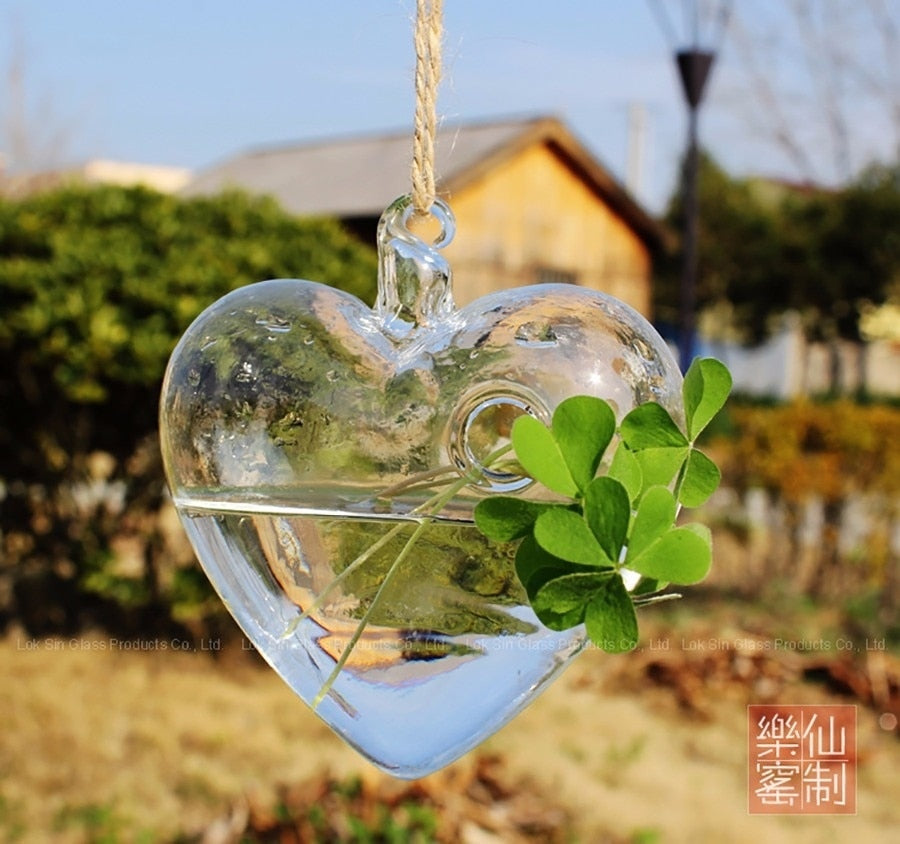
[[3, 1, 898, 212]]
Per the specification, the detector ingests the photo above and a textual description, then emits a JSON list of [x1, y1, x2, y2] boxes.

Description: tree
[[657, 152, 900, 386], [0, 184, 377, 407], [728, 0, 900, 187], [0, 184, 378, 634], [812, 161, 900, 385], [828, 160, 900, 321], [656, 151, 786, 344], [758, 162, 898, 388]]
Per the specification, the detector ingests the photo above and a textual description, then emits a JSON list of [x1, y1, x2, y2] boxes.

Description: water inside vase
[[175, 488, 586, 777]]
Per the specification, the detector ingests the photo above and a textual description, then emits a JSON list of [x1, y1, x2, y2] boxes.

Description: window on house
[[534, 266, 578, 286]]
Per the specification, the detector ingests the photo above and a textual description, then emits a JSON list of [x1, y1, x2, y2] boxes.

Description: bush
[[0, 184, 376, 403], [0, 184, 377, 634], [713, 400, 900, 503], [706, 400, 899, 611]]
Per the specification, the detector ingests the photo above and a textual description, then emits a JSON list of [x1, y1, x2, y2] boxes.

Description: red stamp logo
[[748, 705, 857, 814]]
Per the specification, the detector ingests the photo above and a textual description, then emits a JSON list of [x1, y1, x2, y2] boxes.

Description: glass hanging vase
[[159, 195, 683, 778]]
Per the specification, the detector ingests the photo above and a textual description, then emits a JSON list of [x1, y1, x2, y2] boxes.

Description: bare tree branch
[[864, 0, 900, 146], [727, 0, 900, 184], [728, 9, 818, 180], [1, 16, 74, 184], [790, 0, 852, 180]]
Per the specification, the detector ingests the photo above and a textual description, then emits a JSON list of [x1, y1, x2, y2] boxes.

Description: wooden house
[[184, 116, 664, 317]]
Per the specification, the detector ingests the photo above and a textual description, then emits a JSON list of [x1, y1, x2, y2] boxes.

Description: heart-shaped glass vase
[[160, 195, 683, 778]]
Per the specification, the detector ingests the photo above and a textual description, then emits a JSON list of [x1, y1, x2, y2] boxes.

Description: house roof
[[183, 116, 665, 249]]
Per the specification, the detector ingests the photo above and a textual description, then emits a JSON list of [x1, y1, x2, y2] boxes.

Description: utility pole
[[626, 102, 648, 200], [647, 0, 730, 369], [675, 47, 715, 368]]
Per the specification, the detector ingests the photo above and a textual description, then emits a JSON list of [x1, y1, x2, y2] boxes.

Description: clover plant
[[303, 357, 732, 704], [474, 356, 732, 652]]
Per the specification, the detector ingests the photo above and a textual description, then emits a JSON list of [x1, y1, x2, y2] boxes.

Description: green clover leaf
[[633, 446, 689, 495], [533, 507, 607, 565], [678, 447, 721, 507], [584, 574, 639, 653], [626, 523, 712, 585], [583, 476, 630, 563], [474, 497, 554, 542], [515, 534, 572, 597], [626, 486, 677, 560], [511, 396, 615, 497], [608, 445, 643, 505], [620, 402, 688, 450], [683, 357, 732, 440], [511, 414, 579, 497], [530, 571, 612, 630], [552, 396, 616, 493], [530, 572, 638, 653]]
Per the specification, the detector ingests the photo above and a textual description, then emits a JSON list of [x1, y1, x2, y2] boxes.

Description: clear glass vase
[[160, 195, 683, 777]]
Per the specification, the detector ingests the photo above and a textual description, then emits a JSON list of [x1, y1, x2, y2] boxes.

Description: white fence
[[696, 322, 899, 399]]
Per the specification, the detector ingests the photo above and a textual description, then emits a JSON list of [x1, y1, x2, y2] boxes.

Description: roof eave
[[443, 116, 668, 252]]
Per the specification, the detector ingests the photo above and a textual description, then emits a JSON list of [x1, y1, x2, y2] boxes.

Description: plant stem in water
[[373, 464, 458, 500], [311, 515, 432, 709], [280, 518, 414, 639], [311, 444, 512, 707]]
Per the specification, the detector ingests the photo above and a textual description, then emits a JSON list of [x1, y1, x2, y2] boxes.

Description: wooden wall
[[441, 142, 652, 317]]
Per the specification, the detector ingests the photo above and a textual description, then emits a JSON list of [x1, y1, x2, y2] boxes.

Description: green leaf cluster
[[0, 184, 379, 633], [0, 184, 377, 405], [474, 358, 732, 653], [657, 152, 900, 352]]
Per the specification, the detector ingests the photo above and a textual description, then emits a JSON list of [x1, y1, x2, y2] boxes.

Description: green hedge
[[0, 184, 377, 474], [711, 400, 900, 502], [0, 184, 376, 401], [0, 184, 377, 634]]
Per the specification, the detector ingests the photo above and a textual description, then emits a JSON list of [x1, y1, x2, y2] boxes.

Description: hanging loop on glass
[[375, 194, 456, 338]]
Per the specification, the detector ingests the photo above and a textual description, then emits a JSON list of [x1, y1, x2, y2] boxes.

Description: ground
[[0, 600, 897, 843]]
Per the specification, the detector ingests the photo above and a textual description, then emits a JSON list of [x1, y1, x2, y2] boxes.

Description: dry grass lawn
[[1, 605, 898, 843]]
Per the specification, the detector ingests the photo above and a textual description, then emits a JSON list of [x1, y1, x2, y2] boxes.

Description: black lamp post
[[675, 47, 715, 368], [648, 0, 731, 369]]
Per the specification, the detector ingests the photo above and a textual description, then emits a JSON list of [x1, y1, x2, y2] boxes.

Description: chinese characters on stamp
[[748, 705, 856, 814]]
